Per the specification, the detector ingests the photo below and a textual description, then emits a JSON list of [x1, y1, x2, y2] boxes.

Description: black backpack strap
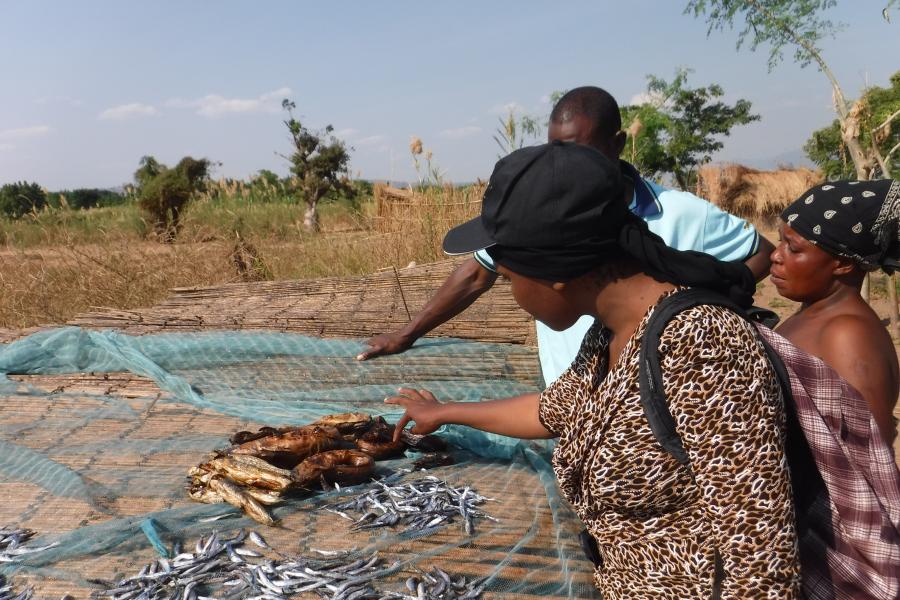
[[754, 335, 792, 403], [638, 288, 789, 466], [581, 289, 790, 569], [745, 306, 781, 329]]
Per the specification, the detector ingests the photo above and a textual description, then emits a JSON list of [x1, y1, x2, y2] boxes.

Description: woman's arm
[[385, 388, 553, 441], [819, 315, 899, 444]]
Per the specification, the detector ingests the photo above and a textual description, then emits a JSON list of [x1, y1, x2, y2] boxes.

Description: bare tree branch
[[703, 0, 870, 179], [873, 108, 900, 135], [744, 0, 849, 117], [882, 141, 900, 177]]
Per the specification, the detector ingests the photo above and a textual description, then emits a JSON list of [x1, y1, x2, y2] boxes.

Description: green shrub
[[0, 181, 47, 219], [135, 155, 211, 240]]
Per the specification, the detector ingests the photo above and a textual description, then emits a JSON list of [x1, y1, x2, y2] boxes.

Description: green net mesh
[[0, 327, 597, 598]]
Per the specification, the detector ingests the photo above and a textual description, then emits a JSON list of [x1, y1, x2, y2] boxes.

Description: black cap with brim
[[442, 141, 626, 263], [442, 143, 554, 256], [442, 216, 495, 255]]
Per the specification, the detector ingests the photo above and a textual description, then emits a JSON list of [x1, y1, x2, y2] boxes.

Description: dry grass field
[[2, 181, 899, 336], [0, 184, 484, 329]]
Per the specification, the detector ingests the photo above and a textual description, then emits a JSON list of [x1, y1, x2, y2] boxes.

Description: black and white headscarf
[[782, 179, 900, 272]]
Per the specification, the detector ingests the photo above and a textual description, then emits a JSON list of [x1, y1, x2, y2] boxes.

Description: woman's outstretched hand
[[386, 389, 551, 441], [385, 387, 446, 442]]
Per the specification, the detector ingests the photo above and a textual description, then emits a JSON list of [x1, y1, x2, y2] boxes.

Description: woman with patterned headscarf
[[771, 179, 900, 443]]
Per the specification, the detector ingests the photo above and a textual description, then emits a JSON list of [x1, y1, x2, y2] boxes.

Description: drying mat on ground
[[0, 327, 597, 599], [68, 258, 537, 346]]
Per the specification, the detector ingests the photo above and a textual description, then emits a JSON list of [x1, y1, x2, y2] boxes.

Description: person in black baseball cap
[[386, 141, 801, 597], [444, 140, 755, 306]]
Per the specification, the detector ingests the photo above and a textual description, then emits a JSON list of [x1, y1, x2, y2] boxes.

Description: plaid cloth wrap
[[755, 325, 900, 600]]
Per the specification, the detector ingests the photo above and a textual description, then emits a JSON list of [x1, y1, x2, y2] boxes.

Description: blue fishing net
[[0, 327, 597, 598]]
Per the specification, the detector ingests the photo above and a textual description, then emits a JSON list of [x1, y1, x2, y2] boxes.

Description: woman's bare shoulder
[[819, 310, 893, 357], [819, 310, 898, 397]]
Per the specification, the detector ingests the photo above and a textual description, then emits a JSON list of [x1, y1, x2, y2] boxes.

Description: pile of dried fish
[[189, 415, 369, 525], [89, 530, 484, 600], [0, 527, 59, 564], [188, 413, 449, 526], [327, 475, 496, 535]]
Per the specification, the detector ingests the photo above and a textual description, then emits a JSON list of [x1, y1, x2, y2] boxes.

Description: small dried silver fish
[[326, 475, 496, 536], [248, 531, 269, 550], [198, 513, 237, 523], [84, 526, 485, 600]]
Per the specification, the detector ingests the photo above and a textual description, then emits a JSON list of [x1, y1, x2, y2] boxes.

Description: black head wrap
[[782, 179, 900, 272], [443, 142, 756, 307]]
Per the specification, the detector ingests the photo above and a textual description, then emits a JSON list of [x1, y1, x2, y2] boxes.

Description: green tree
[[805, 72, 900, 179], [0, 181, 47, 219], [254, 169, 281, 188], [134, 155, 164, 187], [685, 0, 897, 180], [280, 99, 353, 232], [619, 104, 673, 180], [48, 188, 125, 210], [134, 155, 212, 241], [621, 69, 760, 189]]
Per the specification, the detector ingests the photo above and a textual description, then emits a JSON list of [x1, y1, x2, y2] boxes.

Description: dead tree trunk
[[303, 200, 320, 232]]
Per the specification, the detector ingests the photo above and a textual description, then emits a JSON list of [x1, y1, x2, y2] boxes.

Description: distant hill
[[732, 148, 816, 171]]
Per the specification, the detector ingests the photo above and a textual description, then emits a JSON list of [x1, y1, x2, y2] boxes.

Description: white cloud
[[628, 91, 667, 107], [334, 128, 358, 138], [0, 125, 52, 140], [490, 101, 527, 116], [0, 143, 14, 152], [439, 125, 482, 139], [98, 103, 160, 121], [168, 87, 292, 118], [356, 134, 388, 146], [35, 95, 83, 107]]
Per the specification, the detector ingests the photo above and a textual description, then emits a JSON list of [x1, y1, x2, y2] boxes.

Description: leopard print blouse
[[539, 290, 801, 599]]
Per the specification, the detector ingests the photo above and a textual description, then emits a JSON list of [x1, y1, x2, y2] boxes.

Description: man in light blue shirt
[[359, 87, 773, 385]]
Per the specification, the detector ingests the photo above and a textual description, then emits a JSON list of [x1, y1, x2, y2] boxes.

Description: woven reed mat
[[0, 372, 597, 599], [68, 257, 537, 346]]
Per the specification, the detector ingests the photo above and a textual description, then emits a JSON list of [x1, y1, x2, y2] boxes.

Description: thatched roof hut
[[697, 164, 823, 226]]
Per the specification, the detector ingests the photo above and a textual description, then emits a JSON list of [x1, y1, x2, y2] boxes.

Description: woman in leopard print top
[[538, 291, 797, 598], [387, 142, 801, 598]]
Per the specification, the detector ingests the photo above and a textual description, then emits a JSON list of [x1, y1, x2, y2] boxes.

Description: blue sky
[[1, 1, 898, 190]]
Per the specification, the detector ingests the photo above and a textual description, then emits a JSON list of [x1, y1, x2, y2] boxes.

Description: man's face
[[547, 113, 622, 162]]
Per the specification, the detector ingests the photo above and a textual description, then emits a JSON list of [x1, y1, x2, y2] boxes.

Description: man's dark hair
[[549, 87, 622, 141]]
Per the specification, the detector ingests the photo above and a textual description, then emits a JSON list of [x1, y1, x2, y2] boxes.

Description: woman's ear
[[832, 256, 858, 277]]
